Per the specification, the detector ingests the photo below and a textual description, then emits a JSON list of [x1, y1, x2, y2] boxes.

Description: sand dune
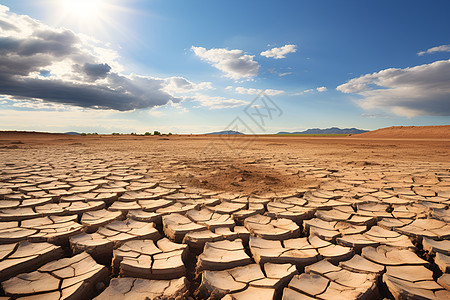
[[356, 125, 450, 139]]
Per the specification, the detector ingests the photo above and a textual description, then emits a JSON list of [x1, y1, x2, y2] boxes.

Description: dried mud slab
[[266, 201, 315, 223], [244, 215, 300, 240], [339, 254, 384, 275], [96, 219, 160, 246], [113, 238, 187, 279], [249, 236, 319, 266], [338, 225, 415, 250], [0, 223, 38, 244], [21, 215, 84, 244], [162, 213, 206, 243], [0, 207, 41, 221], [384, 269, 450, 300], [422, 237, 450, 256], [196, 239, 252, 272], [434, 252, 450, 273], [284, 260, 379, 299], [315, 207, 377, 226], [304, 218, 367, 242], [70, 218, 160, 258], [127, 209, 162, 224], [199, 262, 297, 299], [93, 277, 189, 300], [356, 202, 392, 219], [81, 209, 123, 232], [308, 235, 353, 263], [362, 245, 428, 266], [394, 218, 450, 240], [70, 232, 114, 259], [183, 229, 224, 250], [0, 241, 64, 282], [2, 252, 108, 299]]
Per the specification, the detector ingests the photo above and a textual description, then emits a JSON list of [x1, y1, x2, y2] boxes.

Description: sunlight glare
[[61, 0, 105, 21]]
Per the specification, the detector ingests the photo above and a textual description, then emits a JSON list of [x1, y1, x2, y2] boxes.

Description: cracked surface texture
[[0, 133, 449, 299]]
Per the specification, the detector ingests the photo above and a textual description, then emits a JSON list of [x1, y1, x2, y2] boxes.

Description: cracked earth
[[0, 133, 449, 299]]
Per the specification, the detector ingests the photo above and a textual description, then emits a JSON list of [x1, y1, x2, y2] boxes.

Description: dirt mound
[[173, 162, 319, 195], [355, 125, 450, 139]]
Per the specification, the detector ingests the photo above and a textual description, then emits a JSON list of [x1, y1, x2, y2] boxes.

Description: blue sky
[[0, 0, 449, 133]]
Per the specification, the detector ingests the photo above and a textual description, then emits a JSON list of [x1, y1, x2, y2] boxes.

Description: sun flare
[[60, 0, 106, 21]]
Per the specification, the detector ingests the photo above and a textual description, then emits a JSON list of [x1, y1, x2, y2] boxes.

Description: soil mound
[[355, 125, 450, 139]]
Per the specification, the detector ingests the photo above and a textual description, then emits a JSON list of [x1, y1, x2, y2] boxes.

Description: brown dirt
[[173, 161, 320, 194], [354, 125, 450, 139], [0, 126, 449, 194]]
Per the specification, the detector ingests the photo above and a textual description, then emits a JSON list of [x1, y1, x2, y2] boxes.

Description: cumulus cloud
[[417, 45, 450, 56], [191, 46, 259, 79], [0, 5, 189, 111], [227, 86, 284, 96], [260, 44, 297, 59], [316, 86, 327, 92], [337, 59, 450, 117], [192, 93, 248, 109], [164, 77, 214, 94]]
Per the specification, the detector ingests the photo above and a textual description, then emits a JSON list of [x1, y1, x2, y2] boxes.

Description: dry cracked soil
[[0, 132, 449, 299]]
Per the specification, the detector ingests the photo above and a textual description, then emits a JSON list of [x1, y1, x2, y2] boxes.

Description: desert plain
[[0, 126, 449, 299]]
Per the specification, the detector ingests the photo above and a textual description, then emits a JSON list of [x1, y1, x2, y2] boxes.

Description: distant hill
[[278, 127, 368, 135], [64, 132, 81, 135], [356, 125, 450, 139], [207, 130, 244, 135]]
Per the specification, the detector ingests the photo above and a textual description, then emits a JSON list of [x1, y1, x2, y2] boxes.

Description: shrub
[[168, 132, 172, 136], [153, 130, 161, 135], [145, 132, 151, 136]]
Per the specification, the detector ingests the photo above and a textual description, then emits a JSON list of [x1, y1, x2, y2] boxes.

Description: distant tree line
[[98, 131, 174, 136]]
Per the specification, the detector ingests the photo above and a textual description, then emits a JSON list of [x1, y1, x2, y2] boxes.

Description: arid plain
[[0, 127, 449, 299]]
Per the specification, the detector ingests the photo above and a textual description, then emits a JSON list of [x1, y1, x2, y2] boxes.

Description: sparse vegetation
[[153, 130, 161, 135], [145, 132, 151, 136]]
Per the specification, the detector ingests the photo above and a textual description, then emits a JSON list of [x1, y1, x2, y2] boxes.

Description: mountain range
[[277, 127, 368, 135], [206, 130, 245, 135]]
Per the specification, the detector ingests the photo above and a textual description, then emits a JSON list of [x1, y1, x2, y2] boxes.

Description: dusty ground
[[0, 130, 449, 299]]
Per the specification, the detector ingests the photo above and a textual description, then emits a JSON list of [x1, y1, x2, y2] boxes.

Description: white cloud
[[192, 93, 248, 109], [278, 72, 292, 77], [361, 113, 390, 119], [260, 44, 297, 59], [191, 46, 259, 79], [230, 86, 285, 96], [164, 77, 214, 94], [294, 86, 327, 95], [418, 45, 450, 56], [337, 59, 450, 117]]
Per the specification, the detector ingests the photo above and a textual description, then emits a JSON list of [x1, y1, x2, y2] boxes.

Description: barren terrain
[[0, 129, 449, 299]]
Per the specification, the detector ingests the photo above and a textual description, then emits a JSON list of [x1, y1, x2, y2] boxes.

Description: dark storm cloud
[[0, 30, 78, 57], [0, 73, 179, 111], [77, 63, 111, 80]]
